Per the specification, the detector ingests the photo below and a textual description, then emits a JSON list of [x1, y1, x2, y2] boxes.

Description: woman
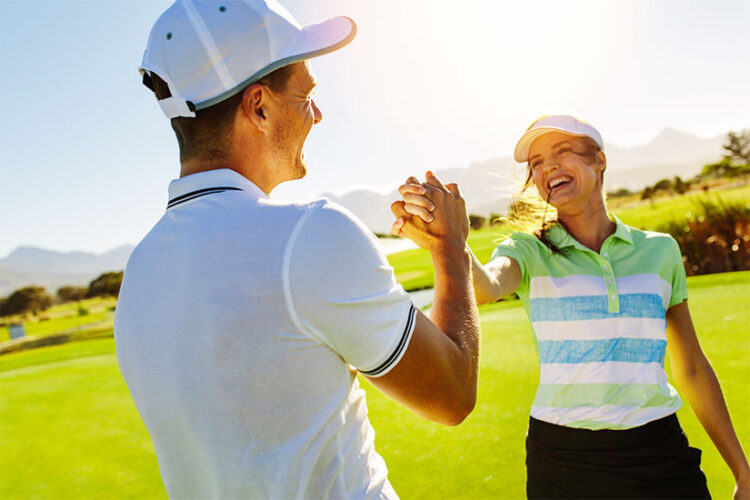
[[391, 115, 749, 498]]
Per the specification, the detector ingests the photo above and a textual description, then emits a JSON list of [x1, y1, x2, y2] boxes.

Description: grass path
[[0, 273, 748, 498]]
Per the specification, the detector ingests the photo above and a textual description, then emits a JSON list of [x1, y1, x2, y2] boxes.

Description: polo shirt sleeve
[[489, 231, 538, 287], [666, 236, 688, 308], [285, 201, 416, 377]]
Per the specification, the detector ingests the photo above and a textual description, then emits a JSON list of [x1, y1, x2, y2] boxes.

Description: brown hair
[[508, 136, 603, 253], [149, 64, 295, 162]]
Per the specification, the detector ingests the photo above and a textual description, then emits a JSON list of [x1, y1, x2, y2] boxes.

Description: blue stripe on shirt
[[539, 338, 667, 364], [529, 293, 665, 322]]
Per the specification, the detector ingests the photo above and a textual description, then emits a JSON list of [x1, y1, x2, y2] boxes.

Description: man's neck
[[180, 158, 276, 196], [180, 159, 236, 179]]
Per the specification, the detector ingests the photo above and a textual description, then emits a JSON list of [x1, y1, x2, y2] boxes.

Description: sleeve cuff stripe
[[360, 304, 417, 377]]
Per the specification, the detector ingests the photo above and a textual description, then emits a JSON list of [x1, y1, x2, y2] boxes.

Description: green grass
[[614, 183, 750, 231], [1, 273, 747, 498], [0, 297, 116, 342]]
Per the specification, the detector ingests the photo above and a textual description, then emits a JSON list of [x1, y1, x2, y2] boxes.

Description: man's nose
[[312, 100, 322, 125]]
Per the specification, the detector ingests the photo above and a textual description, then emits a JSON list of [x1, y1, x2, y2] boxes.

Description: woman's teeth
[[548, 176, 571, 190]]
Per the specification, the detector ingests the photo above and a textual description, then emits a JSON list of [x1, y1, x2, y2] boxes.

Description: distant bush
[[673, 176, 689, 195], [1, 286, 54, 317], [78, 307, 90, 316], [57, 286, 87, 303], [469, 214, 487, 230], [652, 178, 673, 193], [608, 188, 634, 198], [86, 271, 124, 298], [658, 199, 750, 276], [700, 158, 750, 179]]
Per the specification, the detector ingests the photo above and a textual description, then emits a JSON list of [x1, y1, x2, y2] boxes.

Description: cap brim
[[193, 16, 356, 111], [294, 16, 357, 60], [513, 127, 591, 163]]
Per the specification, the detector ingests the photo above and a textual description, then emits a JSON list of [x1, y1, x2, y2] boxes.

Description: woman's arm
[[396, 173, 522, 305], [470, 251, 521, 305], [666, 301, 750, 499]]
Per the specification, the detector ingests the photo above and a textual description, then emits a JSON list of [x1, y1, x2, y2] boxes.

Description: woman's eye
[[557, 148, 571, 155]]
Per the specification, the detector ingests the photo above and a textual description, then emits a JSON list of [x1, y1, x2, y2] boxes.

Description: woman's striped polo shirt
[[491, 215, 687, 430]]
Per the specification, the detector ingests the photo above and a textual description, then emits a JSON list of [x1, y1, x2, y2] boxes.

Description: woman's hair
[[507, 135, 603, 253]]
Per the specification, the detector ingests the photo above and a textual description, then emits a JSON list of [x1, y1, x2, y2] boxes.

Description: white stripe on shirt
[[530, 273, 672, 309], [532, 317, 667, 341], [539, 361, 669, 385]]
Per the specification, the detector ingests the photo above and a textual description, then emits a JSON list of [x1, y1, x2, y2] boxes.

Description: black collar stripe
[[167, 186, 243, 208], [359, 304, 416, 377], [167, 190, 227, 208]]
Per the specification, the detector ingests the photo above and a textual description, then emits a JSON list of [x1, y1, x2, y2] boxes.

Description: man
[[115, 1, 479, 498]]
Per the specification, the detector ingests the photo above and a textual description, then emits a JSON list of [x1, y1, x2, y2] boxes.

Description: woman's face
[[527, 131, 606, 214]]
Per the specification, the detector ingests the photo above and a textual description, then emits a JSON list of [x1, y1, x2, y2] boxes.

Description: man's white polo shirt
[[114, 169, 415, 499]]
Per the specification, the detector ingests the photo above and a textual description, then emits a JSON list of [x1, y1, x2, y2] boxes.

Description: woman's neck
[[557, 204, 615, 253]]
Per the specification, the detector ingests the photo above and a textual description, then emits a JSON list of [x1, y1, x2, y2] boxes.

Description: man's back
[[115, 169, 405, 498]]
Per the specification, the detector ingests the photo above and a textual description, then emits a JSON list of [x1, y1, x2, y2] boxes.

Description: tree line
[[0, 271, 123, 317]]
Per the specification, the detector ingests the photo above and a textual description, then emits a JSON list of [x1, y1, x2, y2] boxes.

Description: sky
[[1, 0, 749, 258]]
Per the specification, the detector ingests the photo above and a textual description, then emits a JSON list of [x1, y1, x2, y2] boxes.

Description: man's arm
[[364, 172, 480, 425], [366, 242, 479, 425]]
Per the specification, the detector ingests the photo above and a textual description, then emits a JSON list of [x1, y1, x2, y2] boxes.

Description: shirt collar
[[167, 169, 268, 205], [547, 213, 633, 251]]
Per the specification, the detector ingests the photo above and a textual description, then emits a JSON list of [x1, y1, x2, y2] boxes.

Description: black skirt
[[526, 413, 710, 499]]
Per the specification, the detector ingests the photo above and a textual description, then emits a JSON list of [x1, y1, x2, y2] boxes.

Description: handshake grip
[[390, 171, 469, 253]]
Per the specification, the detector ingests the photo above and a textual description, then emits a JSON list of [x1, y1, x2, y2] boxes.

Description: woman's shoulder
[[493, 231, 548, 259], [626, 225, 679, 247], [621, 225, 683, 263], [498, 230, 546, 248]]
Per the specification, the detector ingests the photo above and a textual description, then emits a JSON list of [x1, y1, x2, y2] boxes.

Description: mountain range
[[323, 128, 725, 234], [0, 128, 726, 296], [0, 246, 134, 297]]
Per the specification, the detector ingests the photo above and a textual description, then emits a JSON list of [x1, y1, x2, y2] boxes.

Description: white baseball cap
[[139, 0, 357, 119], [513, 115, 604, 163]]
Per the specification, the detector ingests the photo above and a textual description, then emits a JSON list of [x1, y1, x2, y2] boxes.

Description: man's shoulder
[[295, 199, 377, 241], [287, 198, 385, 265]]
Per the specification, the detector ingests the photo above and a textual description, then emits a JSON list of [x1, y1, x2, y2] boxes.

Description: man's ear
[[240, 83, 269, 132]]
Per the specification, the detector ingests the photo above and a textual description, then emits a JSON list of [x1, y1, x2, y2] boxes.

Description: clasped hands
[[390, 171, 469, 253]]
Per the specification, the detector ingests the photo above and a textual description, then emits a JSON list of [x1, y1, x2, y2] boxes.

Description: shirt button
[[603, 264, 609, 271], [603, 252, 609, 257], [610, 294, 616, 301], [608, 279, 614, 284]]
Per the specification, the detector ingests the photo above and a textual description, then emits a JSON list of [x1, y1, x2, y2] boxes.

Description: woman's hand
[[398, 176, 436, 223], [391, 171, 469, 253]]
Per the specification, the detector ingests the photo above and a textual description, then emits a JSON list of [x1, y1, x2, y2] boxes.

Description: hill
[[0, 245, 133, 296]]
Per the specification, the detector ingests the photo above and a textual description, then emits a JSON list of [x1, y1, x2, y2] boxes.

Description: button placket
[[600, 246, 619, 313]]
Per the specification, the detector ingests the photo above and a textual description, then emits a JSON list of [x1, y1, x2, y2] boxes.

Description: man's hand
[[391, 171, 469, 253]]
